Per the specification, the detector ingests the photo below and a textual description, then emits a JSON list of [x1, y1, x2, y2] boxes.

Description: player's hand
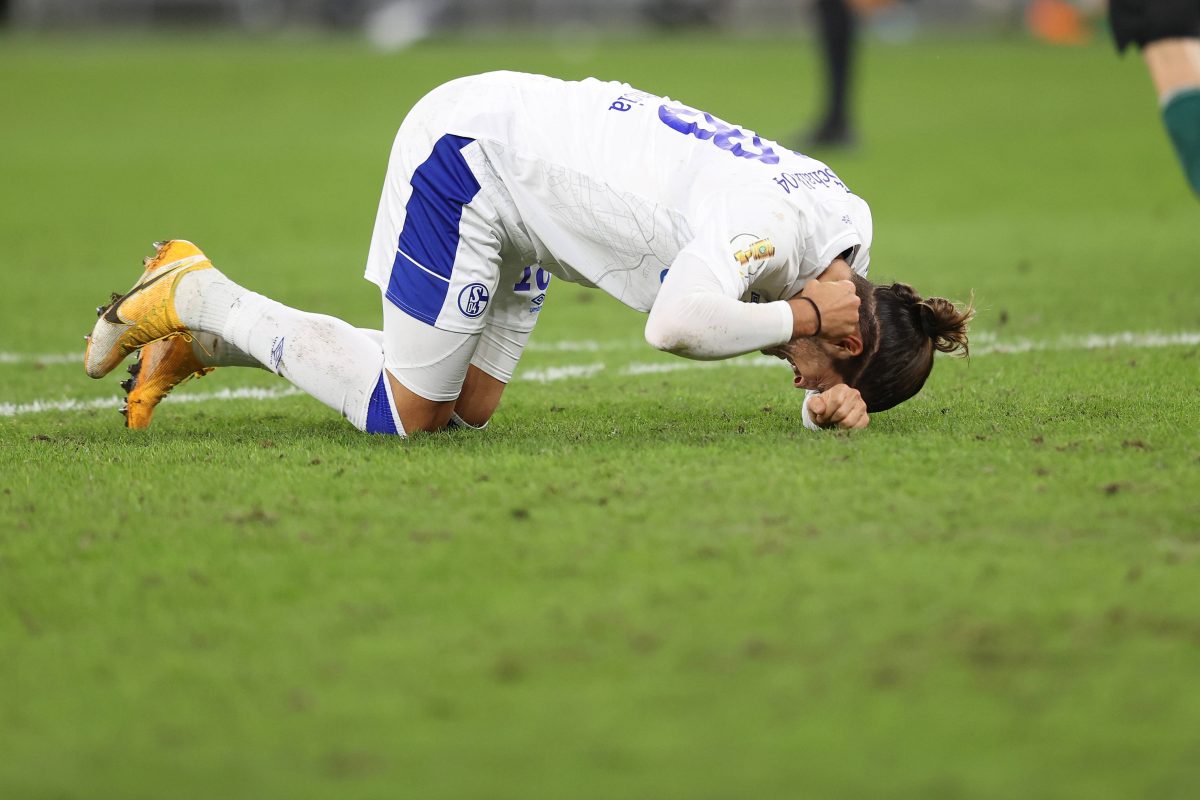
[[790, 279, 860, 342], [808, 384, 869, 430]]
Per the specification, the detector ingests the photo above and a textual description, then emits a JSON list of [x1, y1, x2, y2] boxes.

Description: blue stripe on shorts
[[365, 372, 400, 435], [386, 134, 482, 326]]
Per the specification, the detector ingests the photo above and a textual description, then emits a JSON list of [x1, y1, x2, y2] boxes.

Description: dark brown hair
[[838, 275, 974, 412]]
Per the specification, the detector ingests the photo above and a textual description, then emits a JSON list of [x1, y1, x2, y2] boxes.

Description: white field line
[[525, 339, 644, 353], [0, 352, 82, 365], [5, 330, 1198, 368], [0, 386, 303, 418], [2, 330, 1197, 417], [517, 363, 607, 383], [969, 330, 1200, 355]]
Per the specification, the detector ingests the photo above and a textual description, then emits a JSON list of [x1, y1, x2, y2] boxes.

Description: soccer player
[[84, 72, 971, 435], [1110, 0, 1200, 194]]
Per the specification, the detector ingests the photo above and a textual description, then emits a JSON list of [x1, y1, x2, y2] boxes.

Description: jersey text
[[773, 168, 850, 194]]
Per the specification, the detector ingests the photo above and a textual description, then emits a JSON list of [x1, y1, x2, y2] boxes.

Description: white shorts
[[381, 292, 542, 402], [365, 79, 552, 402]]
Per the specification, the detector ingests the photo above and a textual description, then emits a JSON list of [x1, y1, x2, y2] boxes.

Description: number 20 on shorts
[[514, 266, 552, 293]]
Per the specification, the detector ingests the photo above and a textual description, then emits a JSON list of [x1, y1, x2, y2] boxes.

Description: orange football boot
[[119, 335, 215, 429], [84, 240, 213, 378]]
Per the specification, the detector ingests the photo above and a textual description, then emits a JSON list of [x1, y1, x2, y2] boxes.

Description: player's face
[[763, 339, 844, 393]]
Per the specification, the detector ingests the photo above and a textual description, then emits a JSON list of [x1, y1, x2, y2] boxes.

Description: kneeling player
[[84, 72, 971, 434]]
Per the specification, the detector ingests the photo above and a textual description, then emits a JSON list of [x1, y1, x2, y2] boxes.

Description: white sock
[[175, 269, 247, 337], [175, 271, 401, 433], [448, 411, 488, 431], [189, 329, 383, 370], [189, 332, 262, 369]]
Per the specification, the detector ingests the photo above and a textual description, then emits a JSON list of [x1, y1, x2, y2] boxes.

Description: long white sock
[[175, 271, 400, 433], [190, 329, 383, 370], [189, 332, 263, 369]]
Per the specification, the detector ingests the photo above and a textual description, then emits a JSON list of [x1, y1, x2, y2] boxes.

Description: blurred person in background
[[799, 0, 915, 149], [1110, 0, 1200, 194]]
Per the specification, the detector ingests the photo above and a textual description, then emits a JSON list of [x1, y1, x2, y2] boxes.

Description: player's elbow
[[644, 308, 693, 355]]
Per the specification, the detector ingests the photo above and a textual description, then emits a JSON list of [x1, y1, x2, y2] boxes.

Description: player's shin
[[1163, 87, 1200, 195], [189, 331, 263, 369], [212, 291, 403, 434]]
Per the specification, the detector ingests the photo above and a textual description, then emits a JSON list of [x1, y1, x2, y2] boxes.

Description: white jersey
[[365, 71, 872, 313]]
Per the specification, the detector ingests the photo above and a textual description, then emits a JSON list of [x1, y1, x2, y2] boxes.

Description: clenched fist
[[808, 384, 869, 430]]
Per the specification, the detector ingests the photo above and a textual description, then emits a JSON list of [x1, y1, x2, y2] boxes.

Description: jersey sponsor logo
[[608, 89, 653, 112], [657, 104, 780, 164], [772, 167, 850, 194], [731, 234, 775, 276], [458, 283, 490, 318]]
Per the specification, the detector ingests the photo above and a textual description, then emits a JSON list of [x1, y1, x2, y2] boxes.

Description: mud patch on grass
[[224, 507, 279, 525], [492, 653, 525, 683], [322, 749, 384, 779]]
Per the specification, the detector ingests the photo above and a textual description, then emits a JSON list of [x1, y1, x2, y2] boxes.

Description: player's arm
[[645, 252, 859, 360]]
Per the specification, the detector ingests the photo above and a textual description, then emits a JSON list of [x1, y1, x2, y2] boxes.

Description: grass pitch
[[2, 33, 1199, 800]]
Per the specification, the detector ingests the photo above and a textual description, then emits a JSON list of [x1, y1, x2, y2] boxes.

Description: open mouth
[[790, 364, 805, 388], [763, 347, 808, 389]]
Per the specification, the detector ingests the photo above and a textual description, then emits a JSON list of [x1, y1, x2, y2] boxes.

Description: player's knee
[[377, 369, 458, 434], [361, 371, 406, 436], [356, 369, 450, 436], [453, 364, 506, 429]]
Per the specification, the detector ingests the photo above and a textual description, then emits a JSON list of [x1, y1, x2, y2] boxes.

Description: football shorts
[[367, 82, 552, 402], [1110, 0, 1200, 53]]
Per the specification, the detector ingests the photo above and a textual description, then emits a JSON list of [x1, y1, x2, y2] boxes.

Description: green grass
[[2, 32, 1199, 800]]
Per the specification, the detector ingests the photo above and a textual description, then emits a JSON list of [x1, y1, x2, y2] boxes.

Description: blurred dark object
[[641, 0, 723, 30], [321, 0, 369, 28], [12, 0, 289, 28], [5, 0, 1034, 34], [808, 0, 857, 149]]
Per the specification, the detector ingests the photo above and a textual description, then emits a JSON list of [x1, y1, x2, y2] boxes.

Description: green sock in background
[[1162, 87, 1200, 196]]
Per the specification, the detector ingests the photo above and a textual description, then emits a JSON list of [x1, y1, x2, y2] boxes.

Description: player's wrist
[[801, 392, 824, 432], [788, 296, 821, 338]]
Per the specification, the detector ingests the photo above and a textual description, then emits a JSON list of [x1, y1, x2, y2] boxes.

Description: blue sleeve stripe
[[386, 134, 482, 325], [365, 371, 400, 435]]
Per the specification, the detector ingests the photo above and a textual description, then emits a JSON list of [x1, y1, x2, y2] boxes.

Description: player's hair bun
[[919, 296, 974, 355], [888, 282, 974, 356]]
